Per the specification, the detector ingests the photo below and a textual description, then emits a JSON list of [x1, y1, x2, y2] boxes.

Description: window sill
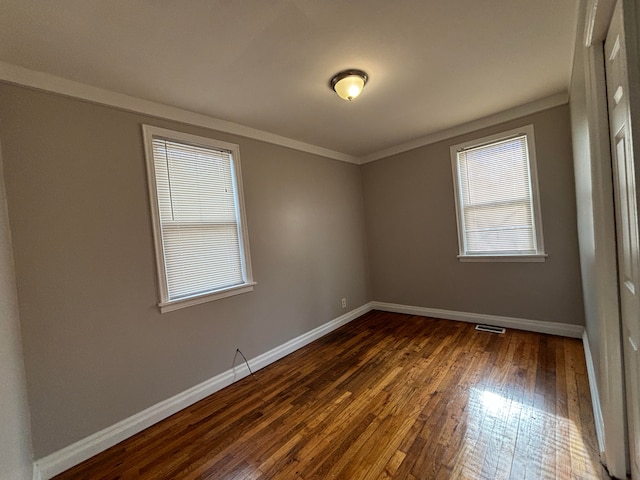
[[457, 254, 547, 263], [158, 282, 257, 313]]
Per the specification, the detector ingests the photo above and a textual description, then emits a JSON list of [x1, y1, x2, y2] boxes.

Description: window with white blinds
[[450, 125, 546, 261], [143, 125, 254, 312]]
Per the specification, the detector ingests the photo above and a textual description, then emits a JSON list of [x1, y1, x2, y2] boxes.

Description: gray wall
[[570, 31, 602, 370], [0, 82, 587, 463], [0, 84, 371, 457], [362, 105, 585, 325], [0, 140, 34, 478]]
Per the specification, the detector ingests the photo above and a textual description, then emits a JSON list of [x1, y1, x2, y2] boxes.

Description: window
[[142, 125, 255, 312], [450, 125, 546, 262]]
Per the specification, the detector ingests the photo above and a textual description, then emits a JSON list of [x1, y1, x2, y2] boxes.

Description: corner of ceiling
[[359, 92, 570, 165], [0, 61, 361, 165], [0, 61, 568, 168]]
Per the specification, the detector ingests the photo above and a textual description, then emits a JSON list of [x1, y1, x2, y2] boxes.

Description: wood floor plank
[[54, 311, 608, 480]]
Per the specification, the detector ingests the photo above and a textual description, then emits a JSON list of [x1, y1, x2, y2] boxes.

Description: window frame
[[450, 124, 547, 262], [142, 125, 255, 313]]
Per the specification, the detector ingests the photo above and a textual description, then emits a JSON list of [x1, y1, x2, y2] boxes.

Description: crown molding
[[0, 62, 568, 167], [359, 92, 569, 164], [0, 62, 359, 165]]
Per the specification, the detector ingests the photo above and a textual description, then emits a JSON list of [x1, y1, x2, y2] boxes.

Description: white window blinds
[[143, 126, 254, 311], [451, 125, 545, 259]]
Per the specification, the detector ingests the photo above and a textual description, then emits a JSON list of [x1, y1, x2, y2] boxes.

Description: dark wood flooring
[[54, 310, 609, 479]]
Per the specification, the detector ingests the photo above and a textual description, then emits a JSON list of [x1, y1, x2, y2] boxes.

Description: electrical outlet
[[341, 298, 347, 308]]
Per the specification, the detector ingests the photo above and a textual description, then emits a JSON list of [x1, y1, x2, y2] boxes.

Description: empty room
[[1, 1, 639, 479]]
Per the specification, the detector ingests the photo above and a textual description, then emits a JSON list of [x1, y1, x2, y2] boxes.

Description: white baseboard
[[370, 301, 584, 338], [32, 466, 41, 480], [582, 330, 607, 457], [33, 302, 373, 480], [32, 301, 585, 478]]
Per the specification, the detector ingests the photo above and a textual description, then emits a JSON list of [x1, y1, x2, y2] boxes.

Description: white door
[[605, 2, 640, 477]]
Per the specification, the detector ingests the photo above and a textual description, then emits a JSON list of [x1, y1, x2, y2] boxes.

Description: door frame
[[581, 0, 628, 477]]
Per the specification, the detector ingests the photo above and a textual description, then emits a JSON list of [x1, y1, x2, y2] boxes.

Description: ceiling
[[0, 0, 579, 160]]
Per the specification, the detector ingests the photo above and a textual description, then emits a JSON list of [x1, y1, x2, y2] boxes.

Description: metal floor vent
[[475, 324, 506, 334]]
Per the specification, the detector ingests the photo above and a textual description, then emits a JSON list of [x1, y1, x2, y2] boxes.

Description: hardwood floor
[[54, 311, 609, 479]]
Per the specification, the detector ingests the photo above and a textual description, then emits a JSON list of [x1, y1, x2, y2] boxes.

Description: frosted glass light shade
[[330, 70, 368, 101]]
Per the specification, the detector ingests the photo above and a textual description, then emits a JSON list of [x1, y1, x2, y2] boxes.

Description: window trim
[[142, 125, 255, 313], [450, 125, 547, 262]]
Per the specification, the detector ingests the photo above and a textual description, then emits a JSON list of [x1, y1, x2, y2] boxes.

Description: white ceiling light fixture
[[330, 69, 368, 101]]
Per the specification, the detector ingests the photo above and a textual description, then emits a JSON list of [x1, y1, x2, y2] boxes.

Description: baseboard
[[370, 301, 584, 338], [31, 301, 584, 478], [582, 330, 607, 457], [33, 302, 373, 480]]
